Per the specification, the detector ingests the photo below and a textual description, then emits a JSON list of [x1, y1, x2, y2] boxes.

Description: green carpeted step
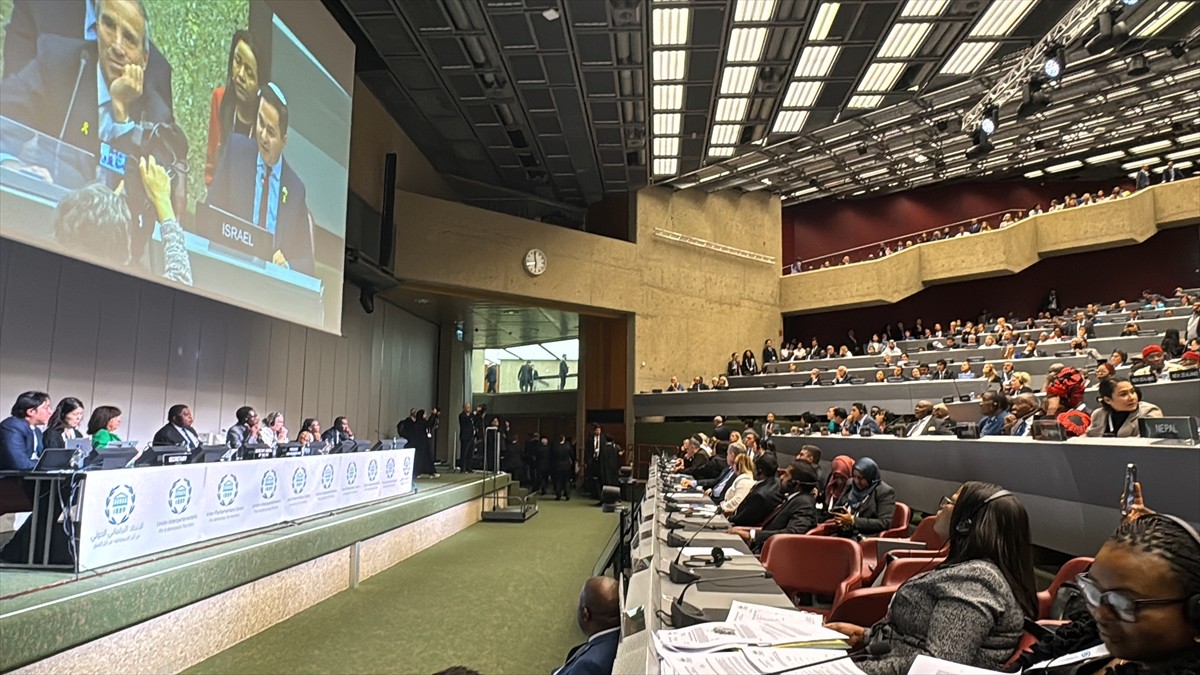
[[184, 497, 618, 675]]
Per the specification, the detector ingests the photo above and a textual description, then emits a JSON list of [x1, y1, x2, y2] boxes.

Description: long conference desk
[[2, 448, 416, 571], [885, 314, 1188, 352], [762, 333, 1158, 373], [768, 435, 1200, 558], [616, 461, 799, 675]]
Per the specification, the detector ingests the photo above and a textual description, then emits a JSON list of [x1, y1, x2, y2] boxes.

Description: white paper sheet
[[741, 647, 850, 671], [727, 600, 827, 628], [906, 654, 1010, 674], [655, 620, 849, 654]]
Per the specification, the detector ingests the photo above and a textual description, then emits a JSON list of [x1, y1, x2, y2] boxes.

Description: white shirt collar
[[588, 626, 620, 643]]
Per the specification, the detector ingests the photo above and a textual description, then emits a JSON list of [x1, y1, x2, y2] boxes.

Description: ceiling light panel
[[652, 84, 684, 110], [859, 167, 889, 179], [1166, 147, 1200, 160], [720, 66, 757, 94], [734, 0, 777, 23], [652, 50, 687, 81], [653, 113, 681, 135], [652, 158, 679, 176], [726, 27, 769, 62], [783, 81, 822, 108], [1084, 150, 1125, 164], [877, 22, 933, 58], [1122, 158, 1157, 170], [847, 94, 884, 108], [809, 3, 840, 41], [970, 0, 1037, 37], [794, 45, 841, 78], [653, 137, 680, 156], [1024, 169, 1044, 178], [711, 124, 742, 145], [708, 147, 735, 157], [1130, 140, 1173, 154], [1045, 160, 1084, 173], [773, 110, 810, 134], [715, 97, 750, 122], [858, 62, 906, 92], [940, 41, 998, 75], [651, 7, 690, 46], [1132, 1, 1190, 37], [901, 0, 949, 17]]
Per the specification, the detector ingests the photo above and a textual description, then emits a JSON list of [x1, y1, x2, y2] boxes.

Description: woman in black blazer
[[728, 454, 784, 526], [42, 397, 86, 449], [829, 457, 897, 537]]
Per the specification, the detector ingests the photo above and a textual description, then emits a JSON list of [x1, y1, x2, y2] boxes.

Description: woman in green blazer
[[87, 406, 124, 449]]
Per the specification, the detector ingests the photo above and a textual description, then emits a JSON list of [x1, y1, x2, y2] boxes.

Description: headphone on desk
[[955, 489, 1015, 535]]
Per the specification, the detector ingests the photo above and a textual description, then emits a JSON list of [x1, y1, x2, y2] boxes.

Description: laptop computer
[[33, 448, 75, 472], [95, 448, 139, 470]]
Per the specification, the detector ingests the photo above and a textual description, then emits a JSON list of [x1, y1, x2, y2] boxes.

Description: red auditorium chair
[[1037, 556, 1094, 619], [827, 585, 898, 626], [859, 515, 948, 585], [760, 534, 862, 613], [878, 502, 912, 538], [879, 555, 946, 587]]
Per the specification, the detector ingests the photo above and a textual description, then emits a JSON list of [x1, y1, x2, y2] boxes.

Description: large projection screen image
[[0, 0, 354, 335]]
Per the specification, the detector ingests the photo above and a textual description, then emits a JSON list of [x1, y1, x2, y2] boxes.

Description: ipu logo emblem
[[346, 462, 358, 485], [367, 459, 379, 482], [385, 458, 396, 479], [167, 478, 192, 515], [292, 467, 307, 494], [217, 474, 239, 507], [321, 464, 336, 489], [402, 456, 413, 478], [261, 470, 278, 500], [105, 484, 136, 525]]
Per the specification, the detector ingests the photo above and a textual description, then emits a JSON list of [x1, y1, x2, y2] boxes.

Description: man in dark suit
[[905, 400, 955, 437], [710, 415, 731, 442], [556, 576, 620, 675], [0, 391, 52, 471], [1161, 160, 1184, 183], [1135, 164, 1152, 190], [803, 368, 823, 386], [797, 444, 826, 488], [151, 404, 201, 450], [729, 460, 820, 553], [2, 0, 173, 107], [584, 424, 612, 499], [456, 404, 475, 472], [830, 366, 852, 385], [551, 435, 575, 500], [0, 0, 173, 179], [206, 82, 315, 275], [932, 359, 954, 380]]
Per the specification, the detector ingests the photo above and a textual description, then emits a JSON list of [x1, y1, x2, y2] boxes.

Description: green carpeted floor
[[184, 496, 619, 675]]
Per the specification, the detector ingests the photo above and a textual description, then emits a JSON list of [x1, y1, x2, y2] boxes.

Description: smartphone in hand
[[1120, 463, 1138, 516]]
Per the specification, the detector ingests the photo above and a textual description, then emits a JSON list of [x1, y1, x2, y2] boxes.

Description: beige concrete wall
[[781, 177, 1200, 315], [634, 187, 782, 391]]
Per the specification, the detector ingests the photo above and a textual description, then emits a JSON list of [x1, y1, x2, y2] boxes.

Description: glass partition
[[472, 338, 579, 393]]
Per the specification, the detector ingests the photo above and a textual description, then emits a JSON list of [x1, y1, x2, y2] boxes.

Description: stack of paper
[[659, 647, 863, 675], [654, 619, 850, 653], [727, 600, 826, 627], [905, 655, 1009, 674]]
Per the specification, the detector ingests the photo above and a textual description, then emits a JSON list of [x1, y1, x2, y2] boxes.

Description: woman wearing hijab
[[829, 457, 897, 538], [820, 455, 855, 512]]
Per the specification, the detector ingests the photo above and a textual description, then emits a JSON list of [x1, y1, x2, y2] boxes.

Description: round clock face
[[524, 249, 546, 276]]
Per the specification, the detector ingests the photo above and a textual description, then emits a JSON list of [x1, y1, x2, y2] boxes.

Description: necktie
[[258, 165, 271, 228]]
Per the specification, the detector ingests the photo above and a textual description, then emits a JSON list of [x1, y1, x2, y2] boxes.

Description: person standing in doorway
[[559, 355, 569, 390]]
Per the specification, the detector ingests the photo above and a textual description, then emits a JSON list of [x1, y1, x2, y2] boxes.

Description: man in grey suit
[[226, 406, 258, 449]]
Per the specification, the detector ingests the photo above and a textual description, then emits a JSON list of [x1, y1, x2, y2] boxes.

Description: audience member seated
[[152, 404, 202, 451], [296, 418, 321, 444], [1004, 393, 1043, 437], [797, 444, 825, 486], [826, 482, 1037, 673], [977, 392, 1009, 437], [820, 454, 855, 512], [831, 366, 852, 384], [826, 457, 896, 538], [87, 405, 124, 450], [665, 376, 684, 392], [322, 416, 355, 445], [1086, 378, 1164, 438], [0, 391, 51, 471], [718, 452, 756, 515], [729, 460, 820, 553], [1132, 345, 1168, 381], [958, 362, 975, 379], [843, 402, 881, 436], [42, 397, 86, 449], [261, 412, 289, 448], [1015, 506, 1200, 674], [727, 454, 783, 527], [555, 576, 620, 675]]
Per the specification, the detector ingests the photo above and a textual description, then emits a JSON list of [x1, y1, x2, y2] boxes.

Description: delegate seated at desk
[[0, 0, 174, 179], [0, 392, 52, 472], [152, 404, 201, 451], [205, 82, 315, 276]]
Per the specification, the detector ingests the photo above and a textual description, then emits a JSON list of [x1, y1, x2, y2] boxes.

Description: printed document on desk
[[727, 600, 826, 627], [659, 647, 852, 675], [906, 655, 1009, 673], [655, 620, 849, 654]]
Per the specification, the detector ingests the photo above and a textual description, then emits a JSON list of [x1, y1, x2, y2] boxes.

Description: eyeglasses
[[1075, 573, 1187, 623], [939, 495, 956, 508]]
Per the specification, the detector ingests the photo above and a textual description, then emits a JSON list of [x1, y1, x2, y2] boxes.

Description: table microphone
[[670, 571, 772, 628], [667, 507, 727, 583], [759, 640, 891, 674]]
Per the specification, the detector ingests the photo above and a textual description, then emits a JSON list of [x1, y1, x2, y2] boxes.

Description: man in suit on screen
[[151, 404, 201, 451], [206, 82, 315, 276]]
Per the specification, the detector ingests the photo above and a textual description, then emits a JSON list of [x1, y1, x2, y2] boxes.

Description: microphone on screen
[[669, 571, 772, 628], [60, 52, 88, 140], [760, 639, 892, 674], [667, 507, 726, 584]]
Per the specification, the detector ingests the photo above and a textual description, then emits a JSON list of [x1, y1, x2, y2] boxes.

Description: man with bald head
[[906, 399, 954, 437], [556, 576, 620, 675], [1005, 393, 1042, 437]]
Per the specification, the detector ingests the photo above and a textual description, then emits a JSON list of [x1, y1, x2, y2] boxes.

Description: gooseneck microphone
[[668, 507, 726, 584], [670, 571, 772, 628], [759, 640, 891, 674], [61, 52, 88, 140]]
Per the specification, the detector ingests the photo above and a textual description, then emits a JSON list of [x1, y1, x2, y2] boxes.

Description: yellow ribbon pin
[[81, 121, 89, 135], [281, 186, 288, 204]]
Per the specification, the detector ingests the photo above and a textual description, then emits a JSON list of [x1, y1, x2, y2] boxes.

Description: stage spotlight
[[980, 104, 1000, 136], [359, 288, 376, 314], [1127, 53, 1150, 76], [856, 143, 868, 156], [1017, 79, 1051, 118], [1169, 42, 1186, 59], [1043, 44, 1065, 79], [1086, 10, 1128, 55], [965, 129, 993, 160]]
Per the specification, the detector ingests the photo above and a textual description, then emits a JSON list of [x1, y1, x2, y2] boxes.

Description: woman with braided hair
[[1015, 485, 1200, 674]]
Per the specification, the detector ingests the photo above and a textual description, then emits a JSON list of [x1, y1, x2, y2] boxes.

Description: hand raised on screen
[[110, 64, 145, 121], [138, 156, 174, 223], [271, 249, 290, 269]]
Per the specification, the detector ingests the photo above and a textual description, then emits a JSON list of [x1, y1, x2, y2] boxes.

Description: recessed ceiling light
[[783, 81, 822, 108], [652, 50, 687, 81], [1130, 140, 1173, 154], [794, 46, 841, 78], [809, 3, 840, 41], [877, 22, 932, 58], [1132, 1, 1190, 37], [711, 124, 742, 145], [653, 113, 681, 135], [715, 97, 750, 122], [1084, 150, 1126, 164], [970, 0, 1037, 37], [651, 7, 691, 46], [541, 8, 559, 21], [1024, 169, 1044, 178], [901, 0, 949, 17], [652, 84, 683, 110], [652, 157, 679, 176], [772, 110, 809, 134], [708, 147, 735, 158], [941, 41, 999, 75], [726, 27, 768, 62], [719, 66, 757, 94], [1045, 160, 1084, 173], [734, 0, 777, 22], [653, 137, 680, 156]]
